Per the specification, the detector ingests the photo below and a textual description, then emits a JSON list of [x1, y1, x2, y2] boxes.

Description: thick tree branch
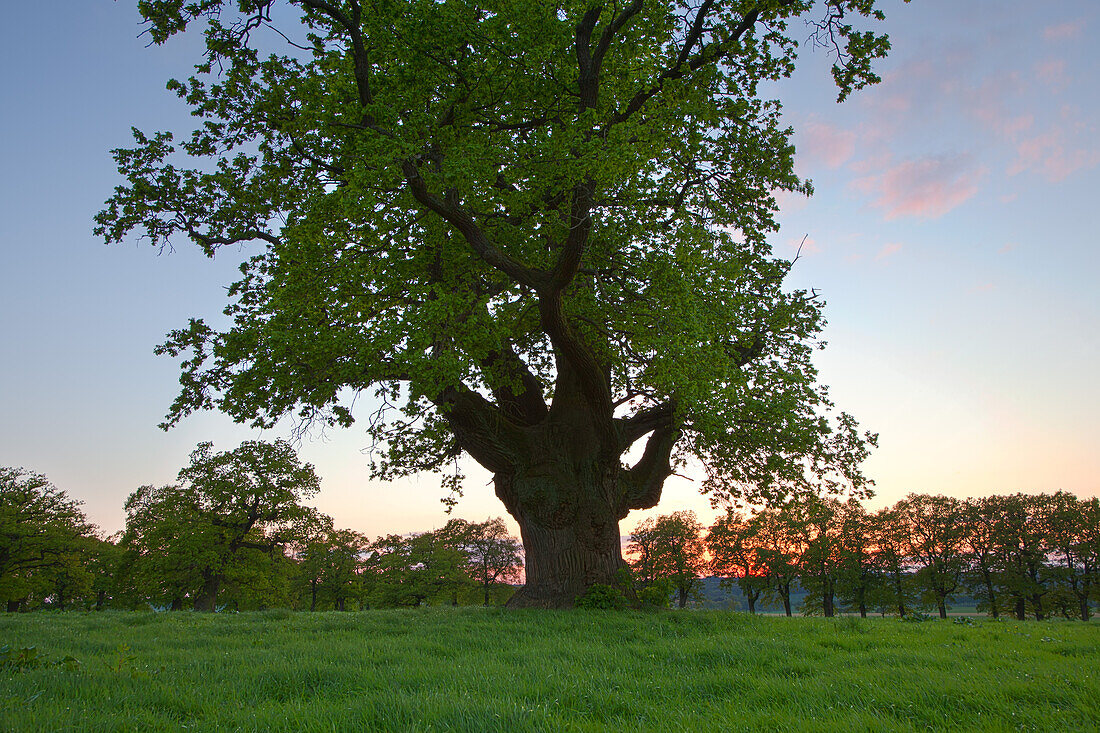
[[432, 384, 522, 474], [187, 227, 282, 251], [539, 291, 614, 420], [616, 399, 676, 448], [479, 344, 548, 426], [402, 159, 543, 288], [620, 424, 678, 513]]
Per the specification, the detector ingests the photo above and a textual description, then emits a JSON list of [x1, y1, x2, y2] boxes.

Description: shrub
[[576, 584, 628, 610]]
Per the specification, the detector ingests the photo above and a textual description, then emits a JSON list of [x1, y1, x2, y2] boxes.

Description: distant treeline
[[1, 442, 522, 613], [3, 441, 1097, 619], [626, 494, 1098, 621]]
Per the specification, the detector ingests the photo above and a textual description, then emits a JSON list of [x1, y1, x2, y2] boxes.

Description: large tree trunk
[[446, 360, 672, 609], [507, 496, 626, 608], [193, 570, 222, 612]]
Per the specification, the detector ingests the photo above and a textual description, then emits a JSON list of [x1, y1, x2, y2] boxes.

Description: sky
[[1, 1, 1097, 540]]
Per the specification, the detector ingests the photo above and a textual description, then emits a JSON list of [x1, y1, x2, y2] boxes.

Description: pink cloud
[[971, 282, 995, 294], [961, 72, 1029, 139], [1008, 129, 1100, 182], [797, 117, 857, 170], [1042, 20, 1085, 41], [850, 155, 986, 220], [875, 243, 902, 262], [998, 242, 1019, 254], [1035, 58, 1068, 88]]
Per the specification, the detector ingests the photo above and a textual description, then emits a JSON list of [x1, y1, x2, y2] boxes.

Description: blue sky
[[1, 1, 1097, 538]]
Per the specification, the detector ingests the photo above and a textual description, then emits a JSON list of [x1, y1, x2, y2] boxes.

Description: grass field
[[1, 609, 1097, 732]]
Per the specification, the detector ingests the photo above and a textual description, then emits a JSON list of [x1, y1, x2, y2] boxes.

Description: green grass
[[1, 609, 1097, 731]]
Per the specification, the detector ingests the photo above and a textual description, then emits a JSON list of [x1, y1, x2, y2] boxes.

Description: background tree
[[833, 499, 877, 618], [122, 440, 320, 611], [899, 493, 966, 619], [961, 495, 1004, 618], [794, 497, 843, 617], [294, 513, 369, 611], [626, 516, 664, 594], [1044, 494, 1098, 622], [98, 0, 893, 607], [462, 518, 524, 606], [993, 494, 1055, 621], [870, 505, 915, 618], [628, 511, 707, 608], [0, 467, 95, 612], [706, 511, 768, 614], [85, 535, 127, 611], [753, 507, 802, 617], [367, 528, 473, 608]]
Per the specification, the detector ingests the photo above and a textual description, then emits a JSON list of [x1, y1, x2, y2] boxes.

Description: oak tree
[[122, 440, 320, 611], [706, 511, 768, 614], [898, 493, 966, 619], [628, 510, 707, 607], [461, 518, 524, 605], [0, 468, 95, 612], [99, 0, 894, 606]]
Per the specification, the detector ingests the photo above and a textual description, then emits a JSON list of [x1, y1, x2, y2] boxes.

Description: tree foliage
[[0, 468, 95, 611], [706, 511, 768, 613], [461, 518, 524, 606], [627, 510, 706, 607], [97, 0, 897, 605], [121, 439, 320, 611], [366, 524, 474, 607]]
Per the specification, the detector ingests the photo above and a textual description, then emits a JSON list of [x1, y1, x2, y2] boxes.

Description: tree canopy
[[0, 468, 95, 611], [99, 0, 896, 606], [122, 439, 321, 611]]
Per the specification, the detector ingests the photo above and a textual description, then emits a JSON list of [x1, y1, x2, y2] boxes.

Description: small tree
[[0, 467, 95, 612], [463, 518, 523, 606], [122, 440, 320, 611], [367, 527, 474, 608], [834, 500, 878, 618], [1042, 492, 1098, 622], [900, 493, 967, 619], [706, 512, 768, 614], [961, 496, 1004, 618], [870, 506, 916, 618], [993, 494, 1055, 621], [628, 511, 707, 608], [753, 507, 803, 617], [795, 497, 842, 617]]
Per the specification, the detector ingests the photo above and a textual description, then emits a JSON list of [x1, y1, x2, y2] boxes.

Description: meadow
[[1, 609, 1097, 732]]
